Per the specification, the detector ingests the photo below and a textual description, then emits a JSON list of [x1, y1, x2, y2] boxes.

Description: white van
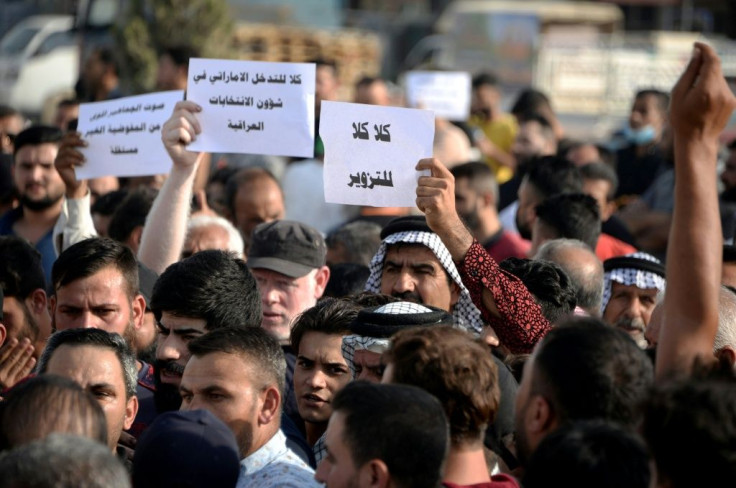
[[0, 15, 79, 116]]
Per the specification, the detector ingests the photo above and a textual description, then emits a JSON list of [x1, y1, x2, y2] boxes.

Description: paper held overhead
[[321, 101, 435, 208], [185, 58, 315, 158], [76, 90, 184, 179]]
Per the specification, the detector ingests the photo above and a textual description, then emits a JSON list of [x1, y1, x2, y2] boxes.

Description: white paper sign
[[321, 101, 435, 207], [185, 58, 315, 157], [406, 71, 471, 121], [76, 91, 184, 179]]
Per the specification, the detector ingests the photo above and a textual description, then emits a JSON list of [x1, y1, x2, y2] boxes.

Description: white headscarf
[[601, 252, 666, 314]]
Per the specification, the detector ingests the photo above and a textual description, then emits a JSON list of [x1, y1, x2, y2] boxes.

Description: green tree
[[116, 0, 233, 93]]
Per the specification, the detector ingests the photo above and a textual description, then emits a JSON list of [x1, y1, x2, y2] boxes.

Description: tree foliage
[[115, 0, 233, 93]]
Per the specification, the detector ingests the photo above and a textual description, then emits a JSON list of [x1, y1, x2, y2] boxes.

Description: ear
[[313, 266, 331, 299], [257, 385, 281, 426], [359, 459, 391, 488], [123, 395, 139, 430], [449, 280, 461, 308], [602, 200, 617, 222], [128, 226, 144, 252], [525, 394, 555, 441], [0, 323, 7, 347], [131, 294, 146, 331], [716, 346, 736, 368], [28, 288, 48, 315]]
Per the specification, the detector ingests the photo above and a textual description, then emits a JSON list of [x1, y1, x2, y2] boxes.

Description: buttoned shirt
[[236, 430, 321, 488]]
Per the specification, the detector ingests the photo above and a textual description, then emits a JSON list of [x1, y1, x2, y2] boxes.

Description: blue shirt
[[237, 430, 320, 488], [0, 207, 56, 285]]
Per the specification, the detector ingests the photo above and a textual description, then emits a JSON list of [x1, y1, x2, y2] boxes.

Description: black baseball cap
[[247, 220, 326, 278]]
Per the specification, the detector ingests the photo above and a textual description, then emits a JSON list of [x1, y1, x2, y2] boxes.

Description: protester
[[0, 105, 26, 155], [451, 162, 530, 261], [534, 238, 604, 316], [325, 220, 383, 267], [314, 381, 449, 488], [384, 326, 519, 487], [132, 409, 241, 488], [36, 329, 139, 458], [290, 297, 358, 463], [180, 327, 320, 487], [601, 253, 666, 348], [0, 374, 108, 451], [0, 126, 66, 281], [0, 434, 131, 488], [469, 73, 518, 183]]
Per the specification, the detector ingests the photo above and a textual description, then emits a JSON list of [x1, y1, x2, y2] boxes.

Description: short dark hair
[[332, 381, 449, 488], [523, 420, 650, 488], [642, 375, 736, 488], [451, 162, 498, 202], [107, 187, 157, 244], [472, 72, 498, 89], [161, 45, 200, 68], [580, 162, 619, 200], [635, 89, 669, 115], [150, 250, 261, 330], [525, 156, 583, 200], [355, 76, 382, 90], [290, 297, 359, 353], [0, 375, 108, 451], [532, 318, 653, 428], [188, 327, 285, 397], [0, 434, 129, 487], [325, 221, 382, 267], [93, 47, 120, 77], [52, 238, 139, 300], [0, 236, 45, 299], [511, 89, 552, 118], [384, 326, 500, 445], [13, 125, 63, 157], [499, 258, 577, 323], [535, 193, 601, 251], [0, 105, 21, 119], [323, 263, 370, 298], [37, 328, 138, 399], [57, 99, 80, 109], [91, 189, 128, 217], [310, 58, 338, 76]]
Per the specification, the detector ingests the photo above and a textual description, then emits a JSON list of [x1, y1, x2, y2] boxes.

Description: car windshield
[[0, 26, 40, 56]]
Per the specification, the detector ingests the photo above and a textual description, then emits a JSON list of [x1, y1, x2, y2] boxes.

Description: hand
[[0, 338, 35, 391], [162, 100, 203, 169], [54, 132, 88, 199], [670, 42, 736, 141], [415, 157, 466, 233]]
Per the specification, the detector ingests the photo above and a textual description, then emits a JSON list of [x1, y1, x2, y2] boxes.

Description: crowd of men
[[0, 40, 735, 488]]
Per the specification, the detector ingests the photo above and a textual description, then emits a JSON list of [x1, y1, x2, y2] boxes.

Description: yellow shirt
[[469, 113, 518, 184]]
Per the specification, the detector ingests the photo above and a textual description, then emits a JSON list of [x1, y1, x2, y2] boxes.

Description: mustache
[[391, 291, 424, 304], [615, 317, 646, 333], [155, 359, 186, 375]]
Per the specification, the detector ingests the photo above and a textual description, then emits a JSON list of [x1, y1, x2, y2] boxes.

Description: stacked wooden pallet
[[232, 23, 382, 100]]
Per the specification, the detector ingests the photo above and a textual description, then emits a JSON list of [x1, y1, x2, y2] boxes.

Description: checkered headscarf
[[601, 252, 666, 313], [364, 230, 483, 333]]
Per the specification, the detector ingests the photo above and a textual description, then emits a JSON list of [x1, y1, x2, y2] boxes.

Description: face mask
[[623, 125, 657, 146]]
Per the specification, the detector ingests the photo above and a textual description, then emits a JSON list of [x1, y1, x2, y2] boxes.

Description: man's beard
[[460, 209, 481, 233], [153, 359, 185, 413], [20, 192, 63, 212], [614, 317, 648, 349], [515, 212, 532, 240], [137, 340, 157, 365]]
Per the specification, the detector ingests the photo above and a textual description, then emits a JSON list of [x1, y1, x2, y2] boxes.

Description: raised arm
[[52, 132, 97, 254], [656, 43, 736, 379], [137, 101, 204, 275], [416, 157, 550, 353]]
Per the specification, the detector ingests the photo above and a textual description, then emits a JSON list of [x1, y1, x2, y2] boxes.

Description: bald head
[[535, 239, 603, 316]]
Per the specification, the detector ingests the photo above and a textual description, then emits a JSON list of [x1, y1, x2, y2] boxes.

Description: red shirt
[[596, 233, 637, 261], [483, 229, 531, 263]]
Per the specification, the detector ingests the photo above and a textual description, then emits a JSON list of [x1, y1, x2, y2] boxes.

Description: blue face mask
[[623, 125, 657, 146]]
